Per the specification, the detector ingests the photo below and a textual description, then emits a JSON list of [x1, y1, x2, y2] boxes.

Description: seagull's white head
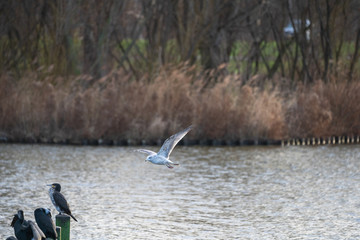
[[145, 155, 153, 162]]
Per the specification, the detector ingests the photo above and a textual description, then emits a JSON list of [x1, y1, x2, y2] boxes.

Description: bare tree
[[1, 0, 359, 83]]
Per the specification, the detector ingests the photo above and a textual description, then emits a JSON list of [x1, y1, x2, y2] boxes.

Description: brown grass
[[0, 66, 359, 144], [285, 80, 360, 138]]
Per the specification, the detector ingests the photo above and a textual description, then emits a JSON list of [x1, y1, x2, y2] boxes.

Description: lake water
[[0, 144, 359, 239]]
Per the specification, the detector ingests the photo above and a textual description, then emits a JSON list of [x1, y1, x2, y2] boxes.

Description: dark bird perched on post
[[11, 210, 32, 240], [34, 208, 57, 239], [10, 210, 45, 240], [47, 183, 78, 222]]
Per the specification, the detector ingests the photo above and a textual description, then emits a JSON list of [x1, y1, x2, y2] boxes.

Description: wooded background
[[1, 0, 360, 82]]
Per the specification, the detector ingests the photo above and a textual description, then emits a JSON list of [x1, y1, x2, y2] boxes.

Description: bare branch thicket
[[81, 1, 116, 78], [262, 0, 358, 83], [0, 0, 360, 83], [346, 0, 360, 81], [348, 28, 360, 81], [244, 0, 289, 81], [110, 1, 145, 80], [287, 0, 312, 83], [140, 0, 177, 76]]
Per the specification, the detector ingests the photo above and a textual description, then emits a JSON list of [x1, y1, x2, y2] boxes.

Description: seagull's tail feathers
[[166, 163, 180, 169], [166, 164, 174, 169]]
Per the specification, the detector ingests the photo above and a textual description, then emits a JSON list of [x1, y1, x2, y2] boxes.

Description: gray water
[[0, 144, 359, 239]]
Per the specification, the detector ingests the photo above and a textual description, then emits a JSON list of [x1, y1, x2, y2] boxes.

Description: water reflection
[[1, 144, 360, 239]]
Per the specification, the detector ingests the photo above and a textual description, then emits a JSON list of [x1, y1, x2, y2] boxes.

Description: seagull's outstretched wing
[[135, 149, 157, 156], [158, 126, 192, 158]]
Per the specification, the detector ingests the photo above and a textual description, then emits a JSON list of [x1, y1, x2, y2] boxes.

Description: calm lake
[[0, 144, 359, 239]]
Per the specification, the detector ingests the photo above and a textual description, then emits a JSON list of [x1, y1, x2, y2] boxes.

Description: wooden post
[[56, 226, 61, 240], [56, 214, 70, 240]]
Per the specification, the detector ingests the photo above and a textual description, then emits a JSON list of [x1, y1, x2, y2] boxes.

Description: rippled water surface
[[1, 144, 360, 239]]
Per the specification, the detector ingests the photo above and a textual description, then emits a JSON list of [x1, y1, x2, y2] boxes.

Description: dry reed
[[0, 66, 359, 144]]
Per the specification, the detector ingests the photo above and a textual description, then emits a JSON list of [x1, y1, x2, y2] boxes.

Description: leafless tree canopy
[[1, 0, 359, 82]]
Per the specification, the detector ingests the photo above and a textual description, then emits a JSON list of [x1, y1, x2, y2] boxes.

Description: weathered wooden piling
[[281, 135, 360, 147], [56, 214, 70, 240], [56, 226, 61, 240]]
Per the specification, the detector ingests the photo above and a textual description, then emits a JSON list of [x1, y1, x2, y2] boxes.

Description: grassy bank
[[0, 65, 359, 145]]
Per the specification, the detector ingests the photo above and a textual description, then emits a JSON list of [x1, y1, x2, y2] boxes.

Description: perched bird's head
[[17, 210, 24, 220], [44, 208, 52, 216], [10, 210, 25, 227], [47, 183, 61, 192], [34, 208, 52, 218]]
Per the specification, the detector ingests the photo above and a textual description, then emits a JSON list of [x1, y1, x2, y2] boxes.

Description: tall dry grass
[[0, 66, 359, 144], [285, 80, 360, 138]]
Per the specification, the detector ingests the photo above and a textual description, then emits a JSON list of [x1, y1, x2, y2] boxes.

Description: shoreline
[[1, 136, 357, 147]]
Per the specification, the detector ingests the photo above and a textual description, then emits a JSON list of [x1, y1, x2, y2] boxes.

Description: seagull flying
[[136, 126, 192, 168]]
